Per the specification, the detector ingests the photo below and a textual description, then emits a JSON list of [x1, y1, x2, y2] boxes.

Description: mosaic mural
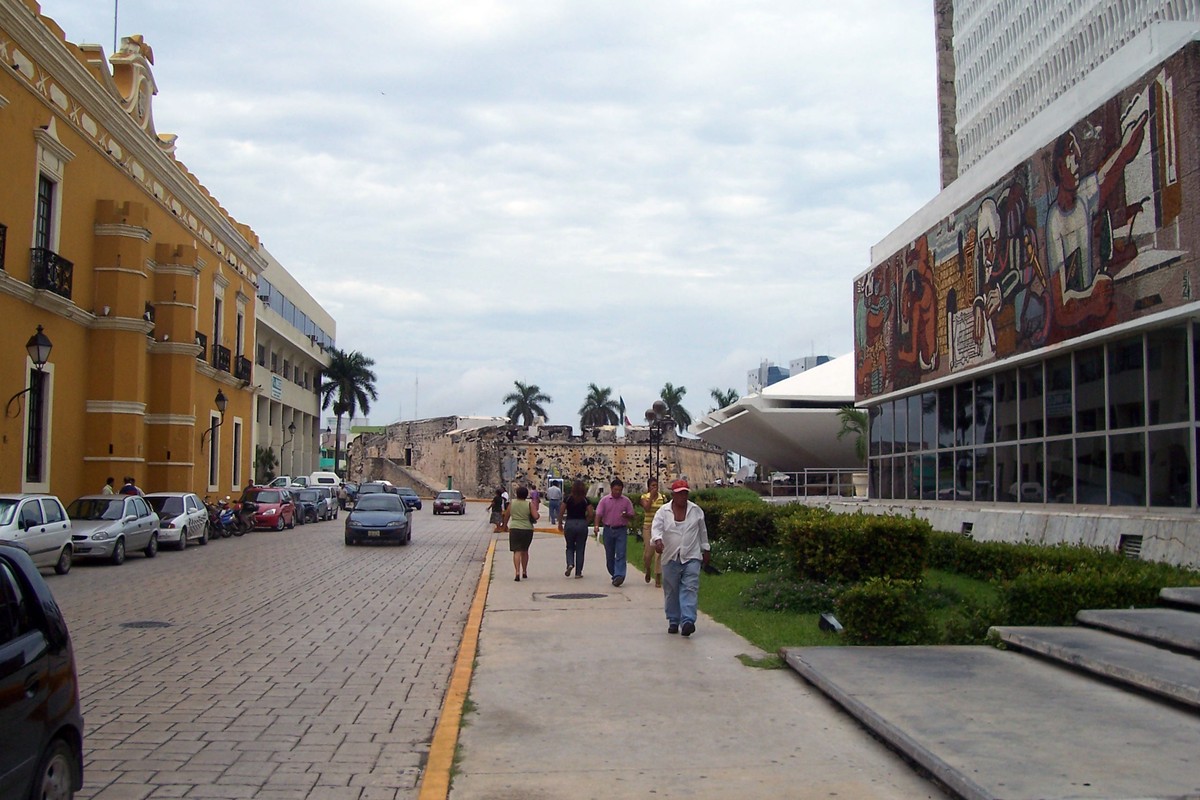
[[855, 46, 1199, 400]]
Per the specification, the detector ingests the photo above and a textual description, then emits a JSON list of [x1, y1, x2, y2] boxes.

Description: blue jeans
[[661, 558, 701, 625], [563, 519, 588, 574], [602, 526, 628, 579], [548, 499, 561, 525]]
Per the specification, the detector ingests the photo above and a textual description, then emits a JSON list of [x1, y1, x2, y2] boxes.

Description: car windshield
[[398, 488, 418, 497], [297, 490, 320, 501], [146, 496, 184, 515], [244, 490, 281, 504], [68, 497, 125, 520], [357, 484, 384, 494], [356, 495, 403, 512], [436, 492, 461, 501]]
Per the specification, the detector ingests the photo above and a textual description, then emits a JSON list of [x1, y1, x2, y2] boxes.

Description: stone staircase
[[782, 586, 1200, 800]]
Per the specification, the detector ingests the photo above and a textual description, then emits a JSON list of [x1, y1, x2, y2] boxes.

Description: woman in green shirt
[[503, 485, 538, 581]]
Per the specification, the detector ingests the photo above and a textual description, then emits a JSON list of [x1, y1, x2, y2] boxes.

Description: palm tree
[[659, 382, 691, 434], [836, 406, 869, 464], [319, 349, 378, 476], [578, 384, 620, 428], [503, 381, 551, 426], [709, 387, 739, 412]]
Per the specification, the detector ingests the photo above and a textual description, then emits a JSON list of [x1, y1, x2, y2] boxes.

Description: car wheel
[[111, 537, 126, 566], [287, 513, 296, 530], [179, 527, 188, 550], [54, 545, 72, 575], [199, 523, 209, 545], [31, 738, 78, 800], [460, 507, 466, 515], [145, 532, 158, 558], [275, 516, 286, 531], [344, 532, 354, 546]]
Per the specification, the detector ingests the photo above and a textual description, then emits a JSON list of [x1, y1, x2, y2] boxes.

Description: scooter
[[205, 499, 232, 539], [219, 502, 244, 536]]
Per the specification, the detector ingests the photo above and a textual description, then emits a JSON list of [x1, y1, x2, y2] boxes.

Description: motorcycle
[[205, 498, 232, 539], [219, 501, 244, 536]]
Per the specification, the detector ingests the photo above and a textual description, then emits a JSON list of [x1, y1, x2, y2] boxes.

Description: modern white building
[[252, 248, 334, 482]]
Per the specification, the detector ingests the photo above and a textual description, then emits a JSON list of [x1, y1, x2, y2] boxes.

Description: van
[[308, 471, 340, 488]]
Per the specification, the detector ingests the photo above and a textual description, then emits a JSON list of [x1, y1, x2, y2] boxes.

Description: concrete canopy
[[691, 353, 860, 471]]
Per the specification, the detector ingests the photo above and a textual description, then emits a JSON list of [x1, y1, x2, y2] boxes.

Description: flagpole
[[113, 0, 118, 54]]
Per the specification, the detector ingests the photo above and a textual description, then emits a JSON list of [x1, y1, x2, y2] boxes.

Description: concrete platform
[[992, 624, 1200, 708], [1075, 607, 1200, 654], [1160, 586, 1200, 609], [782, 645, 1200, 800]]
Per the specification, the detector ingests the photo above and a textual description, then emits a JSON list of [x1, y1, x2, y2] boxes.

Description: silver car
[[313, 486, 337, 520], [0, 493, 73, 574], [144, 492, 210, 550], [67, 494, 159, 565]]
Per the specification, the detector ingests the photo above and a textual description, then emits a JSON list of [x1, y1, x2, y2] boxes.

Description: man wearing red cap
[[651, 479, 710, 636]]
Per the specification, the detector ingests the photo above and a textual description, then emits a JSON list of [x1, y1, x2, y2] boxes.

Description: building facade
[[747, 360, 790, 394], [857, 4, 1200, 565], [0, 3, 319, 502]]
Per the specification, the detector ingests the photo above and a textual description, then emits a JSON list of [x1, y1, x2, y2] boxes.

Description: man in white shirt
[[545, 480, 563, 525], [651, 479, 710, 637]]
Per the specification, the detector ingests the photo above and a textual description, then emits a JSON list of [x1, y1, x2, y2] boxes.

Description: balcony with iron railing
[[213, 344, 231, 373], [143, 302, 155, 323], [30, 247, 73, 300], [195, 331, 207, 361], [235, 355, 252, 381]]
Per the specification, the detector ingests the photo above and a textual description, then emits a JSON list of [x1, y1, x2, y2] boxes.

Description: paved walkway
[[444, 532, 951, 799]]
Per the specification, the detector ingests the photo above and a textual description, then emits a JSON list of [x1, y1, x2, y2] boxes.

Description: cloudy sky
[[42, 0, 940, 435]]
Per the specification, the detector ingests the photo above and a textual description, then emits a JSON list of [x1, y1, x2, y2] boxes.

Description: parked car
[[66, 494, 158, 565], [293, 489, 322, 524], [356, 482, 395, 496], [344, 494, 411, 546], [313, 487, 337, 520], [432, 490, 466, 515], [0, 494, 73, 575], [308, 471, 340, 489], [396, 487, 423, 511], [144, 492, 209, 550], [0, 542, 84, 799], [267, 476, 309, 489], [237, 488, 296, 531]]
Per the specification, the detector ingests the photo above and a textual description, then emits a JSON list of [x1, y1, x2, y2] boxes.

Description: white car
[[144, 492, 210, 549], [0, 493, 73, 574]]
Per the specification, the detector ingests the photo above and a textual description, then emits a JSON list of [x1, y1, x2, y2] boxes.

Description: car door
[[134, 496, 156, 546], [183, 494, 203, 538], [37, 498, 69, 563], [14, 499, 48, 568], [0, 557, 49, 796]]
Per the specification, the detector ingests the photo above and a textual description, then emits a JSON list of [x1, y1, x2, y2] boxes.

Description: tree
[[318, 349, 378, 476], [836, 406, 869, 464], [578, 384, 620, 428], [659, 382, 691, 434], [709, 387, 739, 412], [503, 381, 551, 426], [254, 444, 277, 484]]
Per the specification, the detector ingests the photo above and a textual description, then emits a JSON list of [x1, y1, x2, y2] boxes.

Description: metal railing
[[213, 344, 231, 373], [234, 355, 252, 381], [194, 331, 207, 361], [0, 223, 7, 271], [143, 302, 155, 323], [767, 469, 866, 499], [30, 247, 73, 299]]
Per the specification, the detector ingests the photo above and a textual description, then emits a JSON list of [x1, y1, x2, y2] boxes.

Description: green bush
[[780, 510, 930, 583], [741, 572, 847, 613], [719, 504, 779, 550], [998, 565, 1184, 626], [927, 531, 1132, 581], [836, 577, 933, 645], [708, 541, 787, 573]]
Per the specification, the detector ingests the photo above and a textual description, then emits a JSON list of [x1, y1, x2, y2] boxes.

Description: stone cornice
[[0, 92, 9, 109], [94, 222, 152, 241], [0, 4, 268, 276], [151, 262, 202, 278], [145, 414, 197, 426], [148, 340, 202, 357], [94, 266, 148, 278], [87, 400, 146, 416], [32, 122, 74, 162], [91, 316, 154, 334]]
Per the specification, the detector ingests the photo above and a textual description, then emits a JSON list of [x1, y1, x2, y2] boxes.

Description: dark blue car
[[396, 487, 423, 512]]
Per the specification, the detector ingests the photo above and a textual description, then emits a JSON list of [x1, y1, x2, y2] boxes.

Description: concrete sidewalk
[[447, 533, 951, 799]]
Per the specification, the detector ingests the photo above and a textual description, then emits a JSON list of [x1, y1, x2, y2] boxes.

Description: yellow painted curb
[[418, 537, 496, 800]]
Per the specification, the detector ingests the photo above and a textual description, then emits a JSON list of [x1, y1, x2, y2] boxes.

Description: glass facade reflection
[[867, 324, 1197, 509]]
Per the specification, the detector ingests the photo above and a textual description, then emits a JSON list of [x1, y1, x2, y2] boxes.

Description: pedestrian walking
[[503, 485, 538, 581], [651, 479, 710, 637], [640, 477, 667, 586], [558, 479, 593, 578], [545, 480, 563, 525], [118, 476, 142, 496], [101, 476, 115, 495], [489, 488, 506, 532], [593, 478, 635, 586]]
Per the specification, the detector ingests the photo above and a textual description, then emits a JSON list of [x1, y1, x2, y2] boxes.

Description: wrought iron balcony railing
[[234, 355, 252, 381], [30, 247, 73, 300], [143, 302, 155, 323], [195, 331, 207, 361], [213, 344, 231, 373]]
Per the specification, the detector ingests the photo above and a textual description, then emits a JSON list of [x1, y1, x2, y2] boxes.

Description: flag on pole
[[618, 396, 627, 428], [624, 415, 633, 427]]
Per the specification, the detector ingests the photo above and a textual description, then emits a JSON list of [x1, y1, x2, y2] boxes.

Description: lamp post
[[644, 399, 670, 487], [199, 389, 228, 449], [5, 325, 53, 418], [281, 421, 296, 475]]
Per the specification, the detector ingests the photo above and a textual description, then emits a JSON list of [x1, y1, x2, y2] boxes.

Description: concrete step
[[1160, 585, 1200, 610], [990, 625, 1200, 709], [782, 645, 1200, 800], [1075, 607, 1200, 654]]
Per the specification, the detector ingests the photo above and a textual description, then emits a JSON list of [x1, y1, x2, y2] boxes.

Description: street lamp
[[5, 325, 53, 418], [281, 421, 296, 472], [199, 389, 228, 449], [644, 399, 670, 487]]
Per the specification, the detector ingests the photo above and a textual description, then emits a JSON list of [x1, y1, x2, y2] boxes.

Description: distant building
[[788, 355, 832, 376], [747, 360, 790, 394]]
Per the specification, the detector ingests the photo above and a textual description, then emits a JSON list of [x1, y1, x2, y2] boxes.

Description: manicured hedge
[[780, 509, 930, 583], [835, 578, 933, 645]]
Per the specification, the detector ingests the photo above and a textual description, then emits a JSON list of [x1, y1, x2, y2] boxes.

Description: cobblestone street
[[47, 510, 492, 799]]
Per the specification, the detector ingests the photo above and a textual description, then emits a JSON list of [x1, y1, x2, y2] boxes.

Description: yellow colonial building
[[1, 1, 265, 500]]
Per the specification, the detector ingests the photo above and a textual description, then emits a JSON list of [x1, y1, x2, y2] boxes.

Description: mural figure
[[1045, 104, 1148, 331], [855, 263, 894, 395], [898, 236, 938, 373]]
